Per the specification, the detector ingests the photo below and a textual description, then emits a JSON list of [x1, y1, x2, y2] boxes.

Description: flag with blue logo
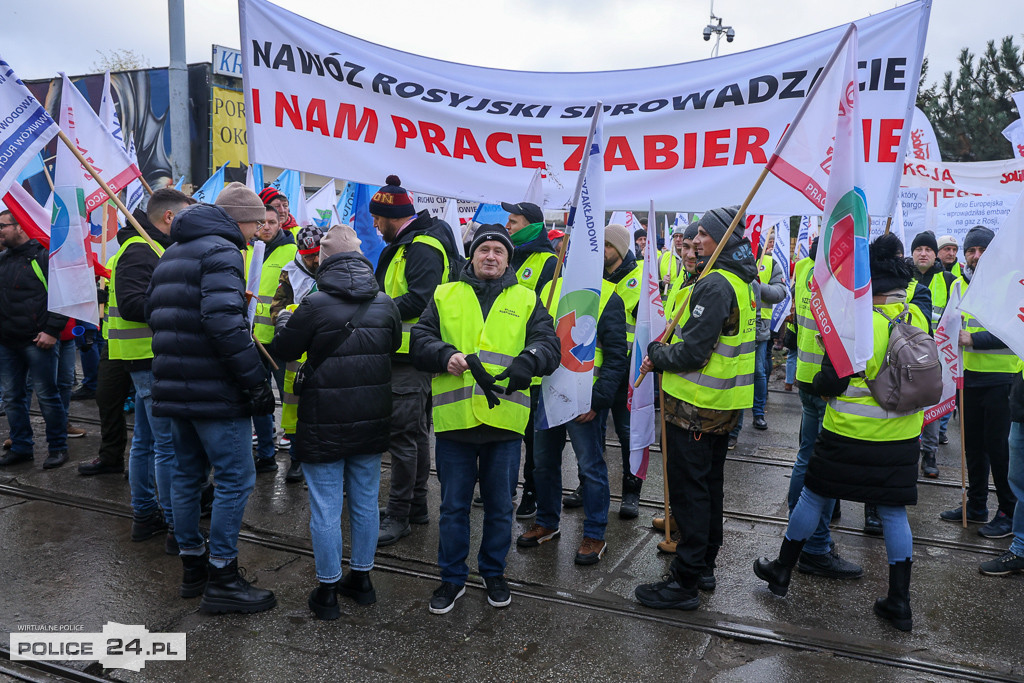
[[470, 203, 509, 227], [352, 182, 386, 268], [306, 179, 340, 229], [191, 163, 228, 204], [0, 55, 59, 199], [336, 181, 356, 224], [538, 107, 605, 429], [49, 185, 99, 325]]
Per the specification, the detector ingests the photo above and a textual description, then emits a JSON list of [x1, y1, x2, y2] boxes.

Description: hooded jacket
[[0, 239, 69, 347], [410, 261, 560, 442], [145, 204, 267, 418], [111, 211, 174, 371], [268, 251, 401, 462]]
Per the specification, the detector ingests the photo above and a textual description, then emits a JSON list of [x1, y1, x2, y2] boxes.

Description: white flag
[[305, 179, 340, 230], [48, 186, 99, 325], [627, 198, 664, 479], [924, 279, 964, 425], [524, 166, 545, 207], [98, 72, 144, 216], [0, 55, 59, 198], [245, 240, 266, 331], [538, 108, 605, 428], [441, 197, 465, 258], [959, 190, 1024, 361], [770, 217, 792, 333], [54, 73, 141, 215]]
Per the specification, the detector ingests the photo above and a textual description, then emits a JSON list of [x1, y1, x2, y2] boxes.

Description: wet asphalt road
[[1, 373, 1021, 682]]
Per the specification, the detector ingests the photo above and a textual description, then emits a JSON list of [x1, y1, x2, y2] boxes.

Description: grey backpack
[[864, 304, 943, 414]]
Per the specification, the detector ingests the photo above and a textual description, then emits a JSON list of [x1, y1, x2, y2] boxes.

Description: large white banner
[[901, 157, 1024, 207], [239, 0, 930, 215]]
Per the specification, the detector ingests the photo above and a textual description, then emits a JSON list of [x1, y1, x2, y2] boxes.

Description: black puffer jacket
[[0, 239, 68, 347], [268, 251, 401, 463], [145, 204, 266, 418], [805, 341, 918, 506]]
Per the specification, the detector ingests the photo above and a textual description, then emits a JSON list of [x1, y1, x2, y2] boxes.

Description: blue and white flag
[[305, 179, 339, 229], [538, 107, 605, 429], [191, 163, 228, 203], [796, 215, 812, 260], [336, 181, 356, 224], [470, 203, 509, 227], [627, 198, 664, 479], [351, 182, 386, 268], [16, 152, 45, 183], [245, 162, 264, 193], [770, 217, 793, 333], [98, 72, 144, 217], [270, 168, 301, 207], [0, 55, 59, 199]]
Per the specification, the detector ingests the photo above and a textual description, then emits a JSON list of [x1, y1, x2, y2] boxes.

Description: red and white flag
[[925, 279, 964, 425], [767, 24, 872, 376], [54, 73, 141, 216]]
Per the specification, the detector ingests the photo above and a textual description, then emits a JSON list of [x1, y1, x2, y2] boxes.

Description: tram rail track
[[0, 480, 1013, 682]]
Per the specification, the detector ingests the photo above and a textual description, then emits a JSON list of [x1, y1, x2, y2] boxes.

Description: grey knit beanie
[[215, 182, 266, 224]]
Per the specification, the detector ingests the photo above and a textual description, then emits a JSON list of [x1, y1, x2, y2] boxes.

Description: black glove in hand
[[247, 380, 276, 416], [96, 287, 109, 304], [464, 353, 501, 409], [494, 356, 534, 394]]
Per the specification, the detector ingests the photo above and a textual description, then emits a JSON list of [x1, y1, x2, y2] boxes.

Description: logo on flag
[[554, 289, 600, 373], [821, 188, 871, 297]]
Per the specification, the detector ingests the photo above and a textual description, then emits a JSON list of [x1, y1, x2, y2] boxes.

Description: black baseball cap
[[500, 201, 543, 225]]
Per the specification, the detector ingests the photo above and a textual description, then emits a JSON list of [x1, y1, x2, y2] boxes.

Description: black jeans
[[520, 387, 541, 496], [963, 383, 1017, 516], [95, 346, 133, 465], [666, 423, 728, 584]]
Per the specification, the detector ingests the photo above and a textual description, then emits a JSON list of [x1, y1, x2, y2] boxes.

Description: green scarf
[[511, 222, 544, 246]]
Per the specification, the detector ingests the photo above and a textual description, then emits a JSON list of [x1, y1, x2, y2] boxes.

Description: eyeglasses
[[0, 222, 17, 229]]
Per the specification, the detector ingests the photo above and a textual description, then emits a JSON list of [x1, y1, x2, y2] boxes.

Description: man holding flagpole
[[633, 207, 757, 609]]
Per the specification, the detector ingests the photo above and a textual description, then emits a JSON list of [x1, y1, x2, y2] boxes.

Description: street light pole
[[702, 0, 736, 58], [168, 0, 192, 184]]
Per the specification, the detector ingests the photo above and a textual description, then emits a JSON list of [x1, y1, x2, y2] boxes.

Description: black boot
[[753, 537, 805, 596], [337, 569, 376, 605], [180, 552, 209, 598], [200, 559, 277, 614], [864, 504, 883, 535], [619, 474, 642, 519], [309, 581, 340, 620], [699, 546, 720, 591], [873, 560, 913, 632]]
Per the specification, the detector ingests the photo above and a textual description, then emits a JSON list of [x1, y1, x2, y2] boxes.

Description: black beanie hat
[[633, 228, 647, 241], [698, 206, 744, 246], [910, 230, 938, 254], [962, 225, 995, 252], [469, 224, 514, 258], [870, 233, 914, 294], [369, 175, 416, 219]]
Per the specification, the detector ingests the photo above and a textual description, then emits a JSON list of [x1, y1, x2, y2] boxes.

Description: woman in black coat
[[268, 225, 400, 620]]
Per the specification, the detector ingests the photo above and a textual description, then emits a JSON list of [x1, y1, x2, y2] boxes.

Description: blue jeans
[[785, 348, 797, 385], [0, 343, 67, 454], [1009, 422, 1024, 557], [788, 389, 833, 555], [534, 418, 609, 540], [304, 454, 381, 582], [753, 339, 770, 418], [57, 339, 76, 412], [789, 488, 912, 563], [169, 416, 256, 565], [436, 437, 520, 585], [129, 370, 175, 524], [938, 412, 951, 440]]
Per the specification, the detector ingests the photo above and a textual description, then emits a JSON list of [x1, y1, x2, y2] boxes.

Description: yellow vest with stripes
[[957, 277, 1019, 374], [757, 254, 774, 320], [793, 257, 823, 384], [384, 234, 450, 355], [516, 251, 555, 291], [659, 250, 684, 289], [245, 242, 298, 344], [431, 281, 536, 434], [823, 302, 928, 441], [107, 236, 165, 361], [662, 268, 757, 410], [614, 263, 644, 350]]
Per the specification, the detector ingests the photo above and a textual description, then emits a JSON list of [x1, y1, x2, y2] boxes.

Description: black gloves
[[494, 355, 535, 394], [96, 287, 109, 304], [464, 353, 501, 409], [247, 380, 276, 416]]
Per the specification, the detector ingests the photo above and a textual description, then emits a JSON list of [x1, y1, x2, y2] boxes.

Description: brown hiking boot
[[652, 516, 678, 533], [575, 537, 607, 565], [67, 423, 87, 438], [516, 524, 560, 548]]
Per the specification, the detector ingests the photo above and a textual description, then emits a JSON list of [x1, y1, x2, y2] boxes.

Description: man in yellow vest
[[501, 200, 557, 518], [633, 206, 757, 610], [602, 223, 646, 518], [754, 233, 931, 632], [107, 189, 193, 551], [249, 200, 297, 474], [659, 223, 688, 295], [374, 175, 461, 546], [941, 226, 1019, 538], [937, 233, 963, 279], [786, 237, 863, 582], [909, 230, 956, 478], [410, 225, 559, 614]]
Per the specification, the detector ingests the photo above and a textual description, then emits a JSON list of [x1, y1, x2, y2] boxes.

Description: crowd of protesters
[[1, 176, 1021, 631]]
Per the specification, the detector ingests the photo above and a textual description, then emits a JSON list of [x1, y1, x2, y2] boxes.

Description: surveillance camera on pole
[[703, 0, 735, 57]]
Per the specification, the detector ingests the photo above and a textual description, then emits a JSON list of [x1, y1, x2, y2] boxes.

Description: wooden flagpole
[[657, 384, 673, 548]]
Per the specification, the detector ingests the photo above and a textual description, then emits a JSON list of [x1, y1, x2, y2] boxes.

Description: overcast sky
[[6, 0, 1023, 88]]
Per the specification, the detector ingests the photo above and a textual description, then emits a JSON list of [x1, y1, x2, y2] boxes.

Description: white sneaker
[[276, 434, 291, 450]]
